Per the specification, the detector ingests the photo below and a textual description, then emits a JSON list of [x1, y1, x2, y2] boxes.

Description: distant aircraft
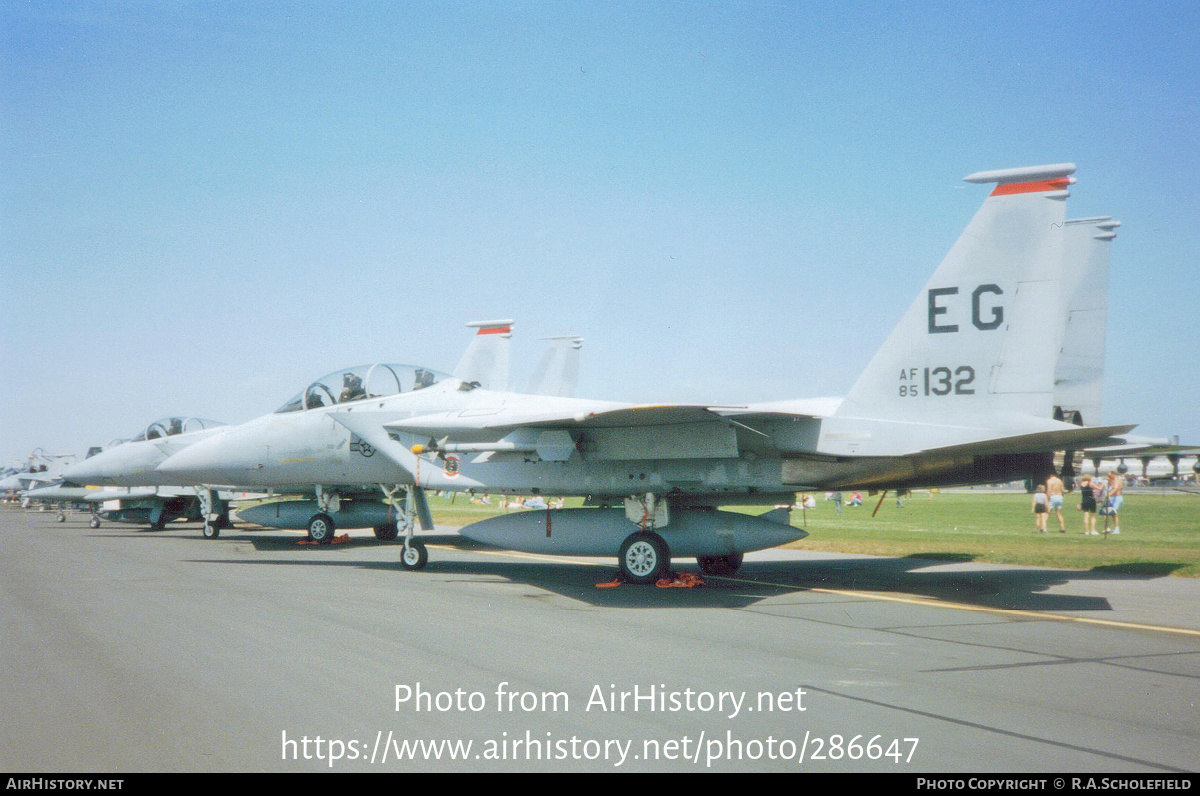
[[17, 480, 94, 521], [1077, 446, 1199, 482], [157, 164, 1147, 582], [20, 481, 212, 528], [59, 417, 234, 533], [0, 450, 77, 497]]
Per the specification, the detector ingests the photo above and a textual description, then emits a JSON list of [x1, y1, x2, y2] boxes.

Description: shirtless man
[[1106, 470, 1125, 534], [1045, 472, 1066, 532]]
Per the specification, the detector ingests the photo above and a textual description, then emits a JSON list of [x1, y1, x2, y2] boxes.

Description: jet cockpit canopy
[[274, 364, 449, 413], [131, 417, 227, 442]]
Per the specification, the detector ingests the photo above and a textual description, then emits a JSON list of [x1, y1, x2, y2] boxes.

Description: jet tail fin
[[836, 163, 1076, 424], [526, 336, 583, 397], [1054, 216, 1119, 426], [453, 319, 513, 390]]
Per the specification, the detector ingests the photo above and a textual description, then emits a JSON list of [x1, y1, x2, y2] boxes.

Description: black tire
[[203, 521, 220, 539], [618, 531, 671, 584], [308, 513, 335, 544], [399, 539, 428, 570], [697, 553, 743, 576], [373, 524, 399, 542], [89, 517, 100, 529], [57, 513, 66, 523]]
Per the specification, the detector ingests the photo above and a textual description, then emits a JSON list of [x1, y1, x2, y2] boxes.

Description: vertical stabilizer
[[1054, 217, 1119, 426], [526, 336, 584, 397], [836, 164, 1075, 422], [453, 320, 514, 390]]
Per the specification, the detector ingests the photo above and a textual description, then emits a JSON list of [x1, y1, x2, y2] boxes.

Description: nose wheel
[[399, 539, 428, 570]]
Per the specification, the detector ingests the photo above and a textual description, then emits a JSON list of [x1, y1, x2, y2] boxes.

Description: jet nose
[[154, 440, 237, 485], [61, 459, 114, 486]]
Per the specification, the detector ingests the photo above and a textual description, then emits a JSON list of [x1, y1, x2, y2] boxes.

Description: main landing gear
[[615, 493, 746, 583], [618, 531, 671, 584], [307, 513, 336, 544], [304, 487, 341, 544]]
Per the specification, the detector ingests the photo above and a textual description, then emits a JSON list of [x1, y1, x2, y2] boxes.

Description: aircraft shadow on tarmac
[[122, 523, 1191, 613]]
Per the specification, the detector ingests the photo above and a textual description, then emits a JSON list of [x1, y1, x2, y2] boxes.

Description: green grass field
[[424, 490, 1200, 577]]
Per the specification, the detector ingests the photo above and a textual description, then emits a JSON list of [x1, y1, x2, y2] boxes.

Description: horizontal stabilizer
[[921, 423, 1136, 458]]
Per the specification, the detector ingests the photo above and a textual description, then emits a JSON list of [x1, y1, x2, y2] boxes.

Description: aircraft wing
[[335, 396, 1138, 471], [385, 403, 744, 435], [332, 403, 760, 464]]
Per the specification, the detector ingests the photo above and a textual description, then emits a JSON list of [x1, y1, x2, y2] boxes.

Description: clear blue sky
[[2, 1, 1197, 465]]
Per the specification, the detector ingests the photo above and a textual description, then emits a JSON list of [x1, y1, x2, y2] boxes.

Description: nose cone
[[155, 434, 246, 485], [62, 456, 118, 486], [63, 442, 168, 487]]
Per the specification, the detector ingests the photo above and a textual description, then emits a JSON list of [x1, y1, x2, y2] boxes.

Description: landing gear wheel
[[697, 553, 743, 576], [399, 540, 428, 570], [619, 531, 671, 584], [89, 517, 100, 529], [203, 521, 221, 539], [373, 524, 399, 542], [57, 513, 66, 523], [307, 513, 335, 544]]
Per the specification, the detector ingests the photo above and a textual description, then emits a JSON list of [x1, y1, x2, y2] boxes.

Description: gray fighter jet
[[157, 165, 1150, 582]]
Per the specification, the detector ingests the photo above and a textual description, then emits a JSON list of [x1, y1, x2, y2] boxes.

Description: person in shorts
[[1046, 473, 1066, 532], [1031, 485, 1048, 533], [1105, 470, 1125, 534], [1078, 474, 1098, 535]]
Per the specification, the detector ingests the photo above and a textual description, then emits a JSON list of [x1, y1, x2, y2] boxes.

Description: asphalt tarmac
[[2, 506, 1197, 773]]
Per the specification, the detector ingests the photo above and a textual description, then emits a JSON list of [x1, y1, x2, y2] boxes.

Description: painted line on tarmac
[[716, 573, 1200, 639]]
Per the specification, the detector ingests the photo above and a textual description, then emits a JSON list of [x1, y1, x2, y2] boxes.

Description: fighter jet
[[151, 327, 587, 542], [17, 480, 94, 521], [0, 450, 77, 497], [59, 417, 235, 533], [150, 325, 515, 541], [158, 164, 1140, 582]]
